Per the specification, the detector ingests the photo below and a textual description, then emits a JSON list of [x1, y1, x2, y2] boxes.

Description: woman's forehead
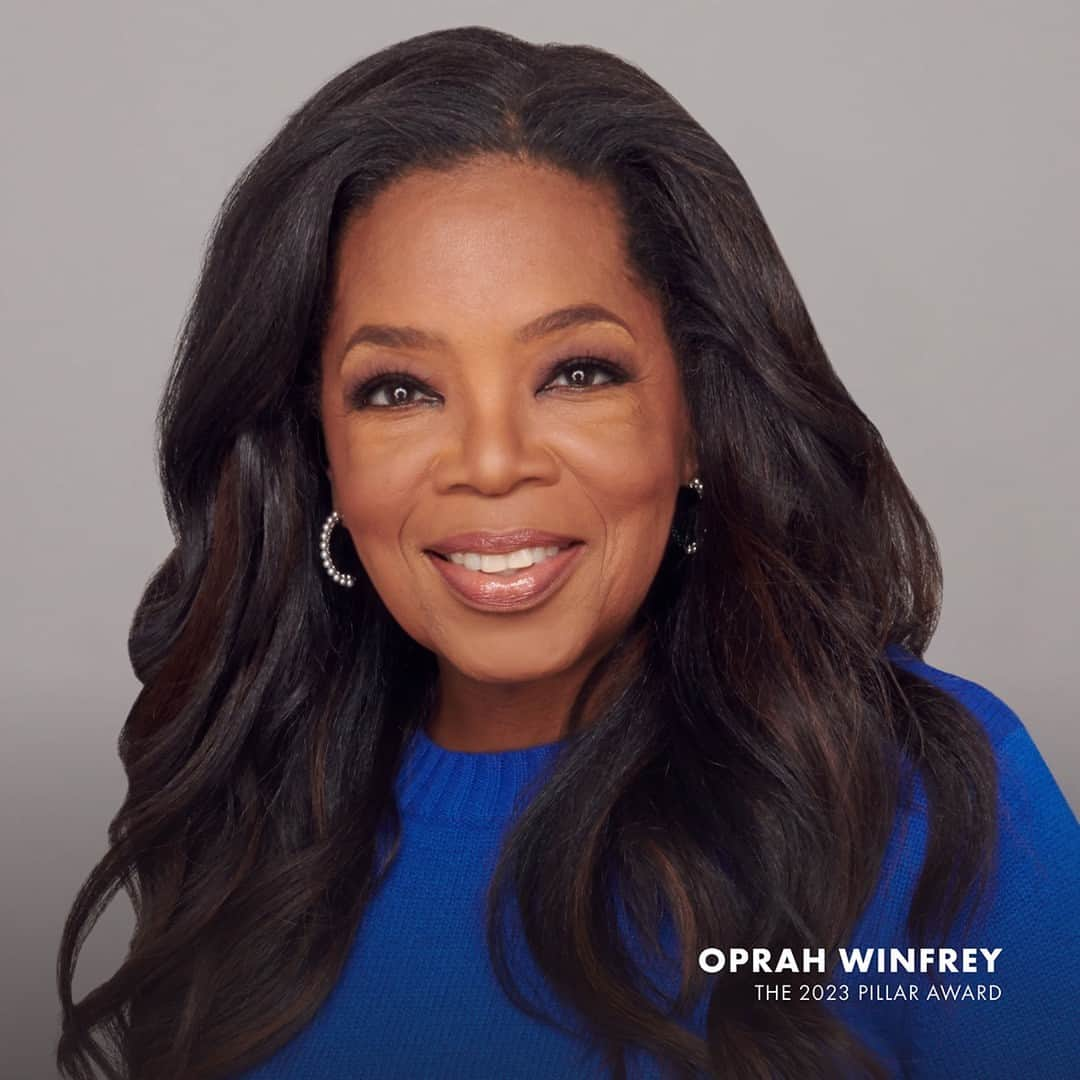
[[322, 160, 660, 361], [334, 159, 626, 284], [330, 160, 655, 319]]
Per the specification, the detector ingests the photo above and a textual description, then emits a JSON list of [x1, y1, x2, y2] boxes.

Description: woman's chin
[[436, 642, 587, 688]]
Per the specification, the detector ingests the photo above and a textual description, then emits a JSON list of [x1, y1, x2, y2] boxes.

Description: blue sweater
[[235, 648, 1079, 1078]]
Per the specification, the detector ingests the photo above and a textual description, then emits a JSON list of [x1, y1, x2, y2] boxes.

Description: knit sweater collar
[[394, 725, 566, 825]]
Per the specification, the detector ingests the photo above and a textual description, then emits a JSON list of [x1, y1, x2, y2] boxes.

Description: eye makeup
[[344, 352, 636, 411]]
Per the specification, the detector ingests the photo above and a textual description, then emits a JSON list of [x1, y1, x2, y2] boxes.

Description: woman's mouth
[[424, 541, 585, 611]]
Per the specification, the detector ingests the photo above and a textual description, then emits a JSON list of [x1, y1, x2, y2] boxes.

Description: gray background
[[2, 2, 1076, 1077]]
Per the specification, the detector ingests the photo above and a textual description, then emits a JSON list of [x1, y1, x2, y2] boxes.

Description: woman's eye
[[348, 375, 434, 410], [544, 358, 624, 391]]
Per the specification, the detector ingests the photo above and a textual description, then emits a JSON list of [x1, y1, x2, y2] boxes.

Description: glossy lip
[[426, 529, 581, 556], [425, 542, 585, 612]]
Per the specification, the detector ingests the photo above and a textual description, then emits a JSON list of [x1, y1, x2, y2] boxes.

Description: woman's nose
[[434, 386, 558, 496]]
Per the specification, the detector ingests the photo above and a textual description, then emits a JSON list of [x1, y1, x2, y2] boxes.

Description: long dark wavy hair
[[56, 25, 999, 1080]]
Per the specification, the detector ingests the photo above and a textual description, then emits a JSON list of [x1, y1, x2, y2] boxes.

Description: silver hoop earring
[[671, 475, 704, 555], [319, 511, 356, 588]]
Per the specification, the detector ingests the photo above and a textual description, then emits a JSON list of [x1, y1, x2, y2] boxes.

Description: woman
[[56, 25, 1078, 1080]]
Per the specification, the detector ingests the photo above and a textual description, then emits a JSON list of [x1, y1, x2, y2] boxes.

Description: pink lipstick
[[424, 540, 585, 612]]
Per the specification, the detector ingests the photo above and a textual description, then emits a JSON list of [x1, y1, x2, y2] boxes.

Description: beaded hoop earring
[[319, 511, 356, 588], [671, 475, 705, 555]]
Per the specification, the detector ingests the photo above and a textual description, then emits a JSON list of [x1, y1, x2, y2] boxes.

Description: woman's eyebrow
[[339, 303, 635, 363]]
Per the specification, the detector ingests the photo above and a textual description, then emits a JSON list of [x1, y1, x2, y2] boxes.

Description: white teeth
[[448, 544, 564, 573]]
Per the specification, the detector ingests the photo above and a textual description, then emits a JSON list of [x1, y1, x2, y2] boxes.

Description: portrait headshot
[[1, 6, 1076, 1080]]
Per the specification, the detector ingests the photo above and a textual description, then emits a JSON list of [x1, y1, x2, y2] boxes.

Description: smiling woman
[[317, 158, 698, 749], [55, 23, 1078, 1080]]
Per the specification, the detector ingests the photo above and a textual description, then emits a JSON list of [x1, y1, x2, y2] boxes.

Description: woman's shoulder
[[883, 641, 1077, 896], [869, 644, 1080, 1078], [885, 642, 1024, 750]]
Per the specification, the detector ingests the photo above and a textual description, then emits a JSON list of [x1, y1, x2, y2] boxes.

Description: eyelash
[[345, 355, 632, 411]]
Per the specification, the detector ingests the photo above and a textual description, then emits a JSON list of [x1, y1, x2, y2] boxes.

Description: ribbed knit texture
[[234, 646, 1079, 1078]]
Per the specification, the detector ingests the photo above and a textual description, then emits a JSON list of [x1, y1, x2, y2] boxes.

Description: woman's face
[[319, 155, 697, 688]]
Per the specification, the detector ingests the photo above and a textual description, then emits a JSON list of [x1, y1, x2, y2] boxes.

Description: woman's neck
[[426, 624, 648, 751]]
